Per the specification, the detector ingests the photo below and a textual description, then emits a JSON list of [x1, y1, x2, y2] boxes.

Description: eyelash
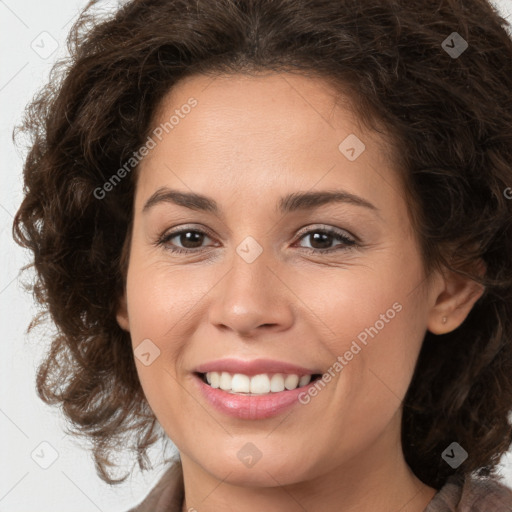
[[155, 225, 358, 255]]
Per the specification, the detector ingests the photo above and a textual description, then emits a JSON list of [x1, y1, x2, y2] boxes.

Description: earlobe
[[116, 294, 130, 332], [427, 262, 485, 335]]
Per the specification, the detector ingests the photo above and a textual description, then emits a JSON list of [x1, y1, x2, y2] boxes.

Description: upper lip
[[194, 358, 321, 376]]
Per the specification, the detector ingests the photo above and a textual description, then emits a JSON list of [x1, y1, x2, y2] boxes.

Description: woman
[[13, 0, 512, 510]]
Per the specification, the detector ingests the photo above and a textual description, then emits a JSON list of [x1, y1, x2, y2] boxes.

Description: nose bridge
[[209, 232, 293, 334], [226, 233, 274, 306]]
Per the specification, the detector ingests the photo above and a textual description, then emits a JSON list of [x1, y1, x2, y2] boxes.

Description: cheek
[[303, 261, 419, 349], [125, 257, 203, 341], [308, 252, 426, 405], [123, 262, 201, 442], [123, 257, 216, 400], [330, 296, 426, 428]]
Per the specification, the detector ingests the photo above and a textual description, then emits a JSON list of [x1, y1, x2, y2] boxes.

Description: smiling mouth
[[196, 371, 323, 395]]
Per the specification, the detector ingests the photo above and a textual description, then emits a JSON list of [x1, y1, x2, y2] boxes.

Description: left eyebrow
[[278, 190, 379, 215], [142, 187, 379, 216]]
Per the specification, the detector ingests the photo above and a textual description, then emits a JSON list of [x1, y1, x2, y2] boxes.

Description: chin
[[191, 451, 310, 487]]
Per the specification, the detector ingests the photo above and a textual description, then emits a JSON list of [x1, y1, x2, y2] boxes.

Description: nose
[[207, 246, 295, 338]]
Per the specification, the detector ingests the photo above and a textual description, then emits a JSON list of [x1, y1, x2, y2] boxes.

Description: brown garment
[[127, 461, 184, 512], [127, 461, 512, 512], [424, 473, 512, 511]]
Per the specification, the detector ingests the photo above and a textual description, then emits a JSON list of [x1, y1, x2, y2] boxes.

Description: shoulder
[[126, 460, 184, 512], [464, 475, 512, 511], [425, 473, 512, 512]]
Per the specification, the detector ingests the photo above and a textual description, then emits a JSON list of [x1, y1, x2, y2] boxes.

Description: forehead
[[152, 72, 370, 150], [135, 72, 407, 225]]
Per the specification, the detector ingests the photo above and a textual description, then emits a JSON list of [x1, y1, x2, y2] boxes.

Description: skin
[[116, 72, 484, 512]]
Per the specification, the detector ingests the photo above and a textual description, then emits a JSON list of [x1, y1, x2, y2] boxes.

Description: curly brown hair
[[12, 0, 512, 489]]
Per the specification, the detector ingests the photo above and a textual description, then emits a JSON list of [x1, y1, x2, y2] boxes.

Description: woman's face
[[117, 72, 442, 487]]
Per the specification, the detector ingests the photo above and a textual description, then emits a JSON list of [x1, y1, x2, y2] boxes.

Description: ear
[[427, 260, 486, 335], [116, 293, 130, 332]]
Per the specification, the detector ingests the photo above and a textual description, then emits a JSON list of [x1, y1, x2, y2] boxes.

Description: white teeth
[[232, 373, 251, 393], [299, 375, 311, 387], [250, 374, 270, 394], [270, 373, 285, 392], [209, 371, 220, 388], [219, 372, 232, 391], [203, 372, 313, 394], [284, 374, 299, 390]]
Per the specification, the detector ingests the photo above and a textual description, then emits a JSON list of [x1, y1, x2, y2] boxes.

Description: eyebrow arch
[[142, 187, 379, 216]]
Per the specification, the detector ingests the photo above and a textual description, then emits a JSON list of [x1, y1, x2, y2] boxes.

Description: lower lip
[[194, 374, 318, 420]]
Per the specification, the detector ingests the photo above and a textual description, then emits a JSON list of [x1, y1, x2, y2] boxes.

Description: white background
[[1, 1, 512, 510]]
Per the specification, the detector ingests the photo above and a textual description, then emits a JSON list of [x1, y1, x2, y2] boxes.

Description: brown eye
[[295, 227, 357, 253], [157, 228, 214, 254], [156, 225, 357, 255]]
